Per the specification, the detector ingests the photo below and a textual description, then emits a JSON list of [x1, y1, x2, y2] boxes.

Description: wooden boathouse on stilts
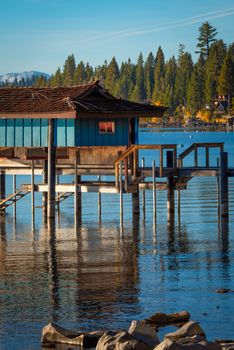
[[0, 81, 233, 227]]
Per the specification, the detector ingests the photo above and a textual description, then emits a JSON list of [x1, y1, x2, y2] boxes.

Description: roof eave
[[0, 111, 76, 119]]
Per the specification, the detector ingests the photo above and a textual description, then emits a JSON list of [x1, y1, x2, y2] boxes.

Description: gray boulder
[[164, 321, 205, 342], [153, 339, 180, 350], [128, 320, 160, 347], [41, 322, 104, 347], [96, 330, 152, 350]]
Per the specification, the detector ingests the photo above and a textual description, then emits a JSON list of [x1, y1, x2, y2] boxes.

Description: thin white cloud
[[84, 7, 234, 43]]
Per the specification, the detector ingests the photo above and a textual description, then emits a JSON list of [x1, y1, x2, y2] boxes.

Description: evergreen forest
[[2, 22, 234, 121]]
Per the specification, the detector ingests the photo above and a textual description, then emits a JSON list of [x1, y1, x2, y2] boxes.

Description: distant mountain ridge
[[0, 71, 50, 83]]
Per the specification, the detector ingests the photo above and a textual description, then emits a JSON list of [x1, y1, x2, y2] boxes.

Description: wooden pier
[[0, 142, 233, 227]]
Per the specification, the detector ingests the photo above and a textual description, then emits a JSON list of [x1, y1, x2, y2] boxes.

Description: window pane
[[99, 122, 106, 133], [106, 122, 114, 132]]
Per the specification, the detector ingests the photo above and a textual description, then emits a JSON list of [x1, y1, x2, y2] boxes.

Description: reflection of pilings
[[47, 119, 56, 219], [47, 218, 60, 320], [220, 152, 229, 218], [167, 151, 175, 222], [0, 171, 6, 214], [177, 189, 181, 224]]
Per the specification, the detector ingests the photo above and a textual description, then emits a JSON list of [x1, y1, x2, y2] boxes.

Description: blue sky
[[1, 0, 234, 74]]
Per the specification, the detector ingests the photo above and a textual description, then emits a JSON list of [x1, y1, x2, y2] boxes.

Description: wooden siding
[[0, 117, 130, 147], [75, 118, 129, 146]]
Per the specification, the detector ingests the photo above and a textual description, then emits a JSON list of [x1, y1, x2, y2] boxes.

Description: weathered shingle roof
[[0, 81, 167, 118]]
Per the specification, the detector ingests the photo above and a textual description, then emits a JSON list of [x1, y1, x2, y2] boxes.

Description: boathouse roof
[[0, 81, 167, 119]]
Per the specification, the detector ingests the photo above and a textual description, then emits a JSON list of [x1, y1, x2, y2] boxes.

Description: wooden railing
[[114, 144, 177, 190], [177, 142, 224, 168]]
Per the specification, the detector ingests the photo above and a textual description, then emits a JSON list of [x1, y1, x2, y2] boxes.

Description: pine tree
[[50, 68, 63, 87], [63, 54, 76, 86], [144, 52, 155, 100], [152, 46, 165, 104], [163, 56, 177, 111], [131, 52, 145, 102], [85, 63, 94, 82], [74, 61, 86, 85], [196, 22, 217, 58], [174, 51, 193, 106], [205, 40, 227, 104], [218, 49, 234, 114], [187, 58, 205, 114], [105, 57, 119, 94]]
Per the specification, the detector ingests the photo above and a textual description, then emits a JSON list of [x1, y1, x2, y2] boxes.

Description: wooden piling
[[31, 160, 35, 223], [141, 158, 146, 221], [119, 160, 123, 227], [220, 152, 229, 218], [152, 160, 156, 226], [47, 119, 56, 219], [74, 153, 82, 227], [98, 175, 101, 221], [42, 160, 48, 216], [167, 150, 175, 221], [0, 172, 6, 203], [13, 175, 16, 216]]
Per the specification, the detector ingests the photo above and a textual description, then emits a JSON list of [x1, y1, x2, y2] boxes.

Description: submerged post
[[152, 160, 156, 227], [220, 152, 229, 218], [47, 119, 56, 219], [167, 150, 175, 221]]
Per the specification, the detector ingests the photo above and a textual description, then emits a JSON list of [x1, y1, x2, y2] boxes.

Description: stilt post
[[98, 175, 102, 222], [13, 174, 16, 216], [141, 157, 146, 221], [167, 150, 175, 221], [119, 160, 123, 228], [220, 152, 229, 218], [47, 119, 56, 219], [152, 160, 156, 226], [42, 160, 48, 216], [31, 160, 35, 223]]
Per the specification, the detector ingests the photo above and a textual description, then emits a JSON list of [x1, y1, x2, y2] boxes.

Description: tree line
[[2, 22, 234, 119]]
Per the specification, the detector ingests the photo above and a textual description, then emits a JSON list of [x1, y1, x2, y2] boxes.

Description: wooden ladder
[[0, 190, 30, 212]]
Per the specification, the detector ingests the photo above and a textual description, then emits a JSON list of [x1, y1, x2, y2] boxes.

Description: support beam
[[98, 175, 101, 222], [13, 175, 16, 217], [47, 119, 56, 219], [141, 158, 146, 222], [152, 160, 156, 227], [220, 152, 229, 218]]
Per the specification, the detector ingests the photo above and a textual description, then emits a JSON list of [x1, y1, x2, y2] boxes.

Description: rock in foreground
[[41, 322, 104, 348]]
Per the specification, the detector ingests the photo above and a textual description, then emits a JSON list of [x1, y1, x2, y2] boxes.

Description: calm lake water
[[0, 129, 234, 350]]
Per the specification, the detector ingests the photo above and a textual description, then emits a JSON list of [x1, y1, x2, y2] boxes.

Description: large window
[[98, 121, 115, 134]]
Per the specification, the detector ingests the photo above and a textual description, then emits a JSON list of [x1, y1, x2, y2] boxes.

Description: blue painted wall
[[0, 117, 133, 147]]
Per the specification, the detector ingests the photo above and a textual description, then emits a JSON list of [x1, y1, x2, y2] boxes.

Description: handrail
[[178, 142, 224, 168], [114, 144, 178, 189]]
